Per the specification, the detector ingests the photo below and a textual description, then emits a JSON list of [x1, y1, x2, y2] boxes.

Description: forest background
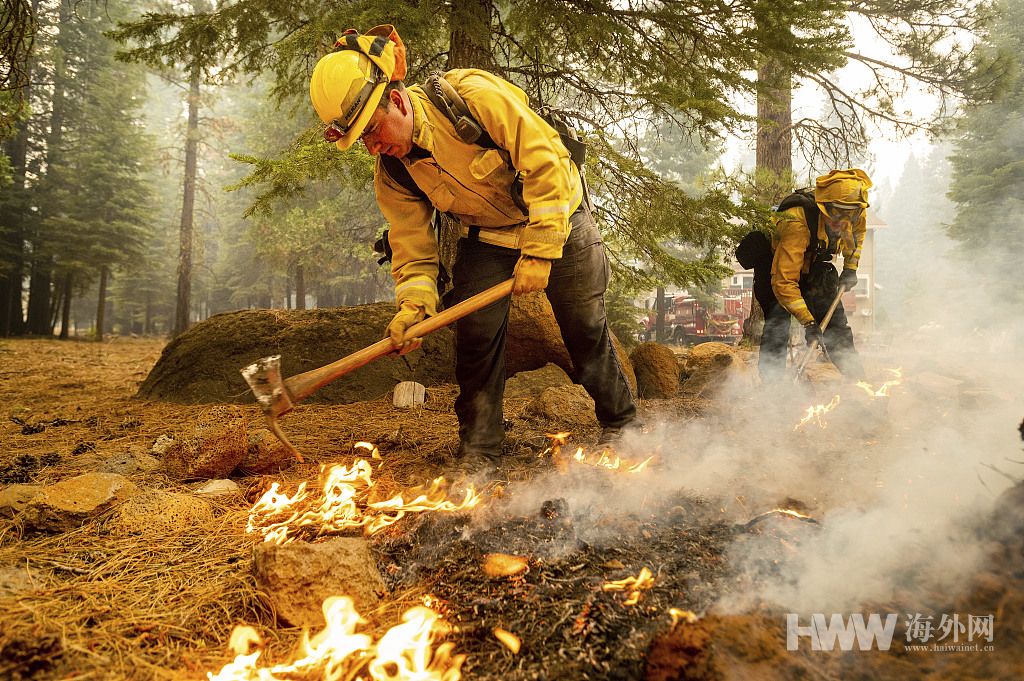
[[1, 0, 1021, 344]]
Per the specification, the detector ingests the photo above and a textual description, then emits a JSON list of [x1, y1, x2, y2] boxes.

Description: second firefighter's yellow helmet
[[814, 168, 872, 215]]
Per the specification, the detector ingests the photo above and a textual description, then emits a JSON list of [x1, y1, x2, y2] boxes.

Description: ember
[[207, 597, 464, 681], [492, 628, 521, 654], [247, 453, 481, 544], [482, 553, 529, 578], [740, 508, 819, 532]]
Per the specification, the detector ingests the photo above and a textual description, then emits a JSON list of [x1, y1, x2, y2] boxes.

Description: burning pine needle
[[669, 608, 699, 626], [543, 432, 654, 474], [247, 455, 482, 544], [856, 367, 903, 398], [602, 567, 655, 606], [793, 394, 841, 431], [207, 596, 464, 681]]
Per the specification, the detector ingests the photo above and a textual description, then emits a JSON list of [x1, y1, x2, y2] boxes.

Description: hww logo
[[786, 613, 898, 651]]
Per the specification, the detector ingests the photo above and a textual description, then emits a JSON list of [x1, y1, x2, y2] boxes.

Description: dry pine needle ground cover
[[1, 337, 1022, 681]]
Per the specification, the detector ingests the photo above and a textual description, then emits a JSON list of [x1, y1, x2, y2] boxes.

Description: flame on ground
[[248, 455, 481, 544], [602, 566, 655, 606], [543, 432, 653, 474], [207, 597, 464, 681], [793, 394, 841, 431], [856, 367, 903, 398], [669, 608, 699, 625]]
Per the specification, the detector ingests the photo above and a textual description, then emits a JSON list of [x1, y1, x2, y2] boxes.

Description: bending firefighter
[[309, 26, 637, 472], [738, 169, 871, 382]]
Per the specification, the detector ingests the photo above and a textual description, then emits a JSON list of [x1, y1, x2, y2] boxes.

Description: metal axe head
[[241, 355, 304, 462]]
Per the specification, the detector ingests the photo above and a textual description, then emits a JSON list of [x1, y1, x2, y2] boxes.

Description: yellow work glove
[[387, 301, 426, 355], [512, 255, 552, 295]]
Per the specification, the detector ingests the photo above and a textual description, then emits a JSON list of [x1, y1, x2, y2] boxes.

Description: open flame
[[207, 597, 464, 681], [669, 608, 699, 625], [248, 453, 481, 544], [544, 432, 653, 474], [602, 566, 655, 606], [856, 367, 903, 398], [793, 394, 841, 431]]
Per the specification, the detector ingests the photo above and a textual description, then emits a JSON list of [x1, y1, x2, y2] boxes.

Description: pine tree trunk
[[25, 0, 69, 336], [655, 287, 666, 343], [48, 278, 62, 334], [95, 266, 107, 342], [144, 291, 153, 335], [754, 14, 793, 203], [747, 15, 794, 346], [294, 263, 306, 310], [59, 272, 72, 339], [173, 65, 201, 337], [447, 0, 494, 72], [435, 0, 496, 290]]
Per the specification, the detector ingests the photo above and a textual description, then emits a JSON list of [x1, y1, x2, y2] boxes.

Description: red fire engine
[[639, 290, 750, 344]]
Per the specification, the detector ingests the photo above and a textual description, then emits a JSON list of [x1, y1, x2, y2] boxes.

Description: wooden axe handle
[[283, 278, 515, 404]]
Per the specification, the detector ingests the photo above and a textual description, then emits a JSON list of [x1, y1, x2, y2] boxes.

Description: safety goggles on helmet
[[322, 65, 388, 143], [824, 202, 863, 225]]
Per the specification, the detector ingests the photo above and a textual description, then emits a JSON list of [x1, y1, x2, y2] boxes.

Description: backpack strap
[[380, 154, 426, 200], [376, 155, 450, 294], [777, 188, 825, 261], [424, 72, 499, 150]]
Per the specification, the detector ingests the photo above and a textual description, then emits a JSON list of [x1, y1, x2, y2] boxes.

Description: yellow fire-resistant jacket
[[770, 208, 865, 326], [373, 68, 584, 314]]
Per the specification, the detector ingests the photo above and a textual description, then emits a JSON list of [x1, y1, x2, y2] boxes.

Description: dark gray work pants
[[447, 203, 637, 459], [758, 261, 864, 381]]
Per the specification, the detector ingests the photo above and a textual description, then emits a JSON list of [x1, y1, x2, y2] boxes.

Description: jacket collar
[[409, 88, 434, 154]]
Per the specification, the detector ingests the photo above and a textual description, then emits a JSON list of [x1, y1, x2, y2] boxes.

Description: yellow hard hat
[[814, 168, 872, 215], [309, 27, 404, 151]]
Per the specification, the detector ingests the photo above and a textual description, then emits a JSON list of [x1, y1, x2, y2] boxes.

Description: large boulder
[[136, 305, 456, 405], [507, 292, 637, 393]]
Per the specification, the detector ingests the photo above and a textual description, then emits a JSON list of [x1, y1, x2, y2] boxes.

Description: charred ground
[[0, 337, 1021, 681]]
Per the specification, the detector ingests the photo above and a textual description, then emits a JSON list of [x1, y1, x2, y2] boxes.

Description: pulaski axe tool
[[792, 286, 845, 381], [241, 278, 515, 462]]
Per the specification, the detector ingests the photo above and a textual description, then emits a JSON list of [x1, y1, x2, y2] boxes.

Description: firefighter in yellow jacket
[[758, 169, 871, 381], [309, 27, 637, 472]]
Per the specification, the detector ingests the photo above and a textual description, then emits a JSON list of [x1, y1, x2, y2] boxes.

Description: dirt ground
[[0, 337, 1021, 680]]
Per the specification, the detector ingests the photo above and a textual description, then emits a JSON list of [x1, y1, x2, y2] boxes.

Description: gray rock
[[253, 537, 387, 627], [0, 484, 42, 519], [97, 448, 161, 476], [21, 473, 140, 533], [193, 479, 240, 497], [505, 363, 573, 399], [104, 491, 214, 536]]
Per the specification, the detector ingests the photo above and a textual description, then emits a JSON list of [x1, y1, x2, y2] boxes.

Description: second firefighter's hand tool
[[793, 286, 845, 381], [241, 278, 515, 461]]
